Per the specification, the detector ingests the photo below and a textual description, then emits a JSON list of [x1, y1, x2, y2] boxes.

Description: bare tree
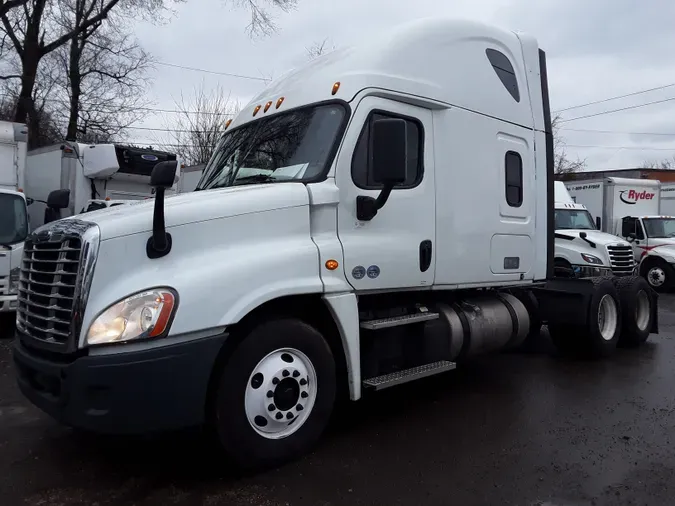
[[54, 1, 153, 141], [234, 0, 297, 36], [641, 157, 675, 170], [553, 114, 586, 178], [158, 82, 240, 166], [0, 0, 28, 20], [305, 37, 335, 60]]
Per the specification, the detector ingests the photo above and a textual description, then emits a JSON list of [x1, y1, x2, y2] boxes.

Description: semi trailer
[[0, 121, 29, 315], [13, 18, 658, 470]]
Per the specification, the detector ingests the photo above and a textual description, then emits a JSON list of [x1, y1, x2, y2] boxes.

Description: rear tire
[[212, 318, 336, 470], [612, 276, 654, 347]]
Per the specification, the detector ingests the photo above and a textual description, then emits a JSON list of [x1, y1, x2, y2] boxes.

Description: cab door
[[335, 96, 436, 291]]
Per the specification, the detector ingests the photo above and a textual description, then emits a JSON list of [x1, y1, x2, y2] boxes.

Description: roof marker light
[[332, 82, 341, 95], [276, 97, 285, 109], [264, 101, 273, 112], [253, 105, 262, 116], [225, 119, 232, 128]]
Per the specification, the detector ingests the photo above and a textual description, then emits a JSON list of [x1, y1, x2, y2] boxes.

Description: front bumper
[[13, 332, 228, 434], [0, 294, 17, 313]]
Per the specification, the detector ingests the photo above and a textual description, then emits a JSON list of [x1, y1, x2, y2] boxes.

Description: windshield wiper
[[232, 174, 276, 186]]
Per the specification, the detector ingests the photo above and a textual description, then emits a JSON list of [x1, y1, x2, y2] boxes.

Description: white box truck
[[24, 143, 180, 230], [553, 182, 635, 278], [178, 164, 204, 193], [13, 19, 659, 470], [566, 177, 675, 291], [0, 121, 29, 315], [660, 182, 675, 215]]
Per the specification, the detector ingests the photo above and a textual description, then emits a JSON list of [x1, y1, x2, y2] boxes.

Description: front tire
[[212, 318, 336, 470], [612, 276, 654, 347], [642, 258, 674, 292]]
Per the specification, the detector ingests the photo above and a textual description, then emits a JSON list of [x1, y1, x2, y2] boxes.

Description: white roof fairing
[[229, 18, 539, 131]]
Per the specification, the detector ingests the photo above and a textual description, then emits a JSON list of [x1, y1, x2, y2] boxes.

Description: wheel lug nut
[[296, 404, 303, 411], [266, 390, 274, 398], [299, 378, 307, 386], [301, 391, 308, 398], [282, 370, 289, 377], [275, 412, 283, 420], [292, 370, 300, 378], [286, 412, 294, 420], [268, 404, 276, 412], [272, 377, 279, 385]]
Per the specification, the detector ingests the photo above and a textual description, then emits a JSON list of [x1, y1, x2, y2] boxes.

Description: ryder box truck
[[566, 177, 675, 291], [13, 19, 659, 470]]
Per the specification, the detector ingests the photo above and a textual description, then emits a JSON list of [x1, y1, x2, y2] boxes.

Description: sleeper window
[[505, 151, 523, 207]]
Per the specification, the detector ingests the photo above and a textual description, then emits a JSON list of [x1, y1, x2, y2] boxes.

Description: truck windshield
[[197, 103, 347, 190], [0, 193, 28, 246], [554, 209, 596, 230], [642, 218, 675, 238]]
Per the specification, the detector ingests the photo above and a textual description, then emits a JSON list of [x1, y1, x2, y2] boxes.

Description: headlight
[[86, 288, 177, 346], [581, 253, 603, 265], [9, 267, 19, 294]]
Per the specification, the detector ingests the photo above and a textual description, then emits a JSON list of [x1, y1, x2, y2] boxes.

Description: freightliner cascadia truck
[[13, 18, 658, 470]]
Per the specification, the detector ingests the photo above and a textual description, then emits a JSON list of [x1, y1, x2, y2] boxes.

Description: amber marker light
[[264, 101, 273, 112], [325, 259, 339, 270], [225, 119, 232, 128], [331, 82, 341, 95], [253, 105, 262, 116], [276, 97, 285, 109]]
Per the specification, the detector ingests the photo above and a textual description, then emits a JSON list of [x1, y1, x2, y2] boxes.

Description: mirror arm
[[146, 186, 172, 259], [356, 183, 395, 221]]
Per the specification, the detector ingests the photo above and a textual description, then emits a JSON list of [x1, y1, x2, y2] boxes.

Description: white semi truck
[[13, 19, 659, 470], [553, 182, 635, 278], [0, 121, 29, 315], [25, 143, 180, 230], [566, 177, 675, 291]]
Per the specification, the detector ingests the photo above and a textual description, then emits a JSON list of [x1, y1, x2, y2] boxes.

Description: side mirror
[[627, 232, 637, 242], [595, 216, 601, 230], [26, 197, 34, 206], [47, 189, 70, 209], [150, 160, 178, 189], [371, 118, 408, 185]]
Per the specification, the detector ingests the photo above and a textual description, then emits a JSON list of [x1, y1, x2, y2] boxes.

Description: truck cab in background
[[0, 121, 29, 315], [25, 143, 180, 230], [553, 182, 635, 278], [566, 177, 675, 291]]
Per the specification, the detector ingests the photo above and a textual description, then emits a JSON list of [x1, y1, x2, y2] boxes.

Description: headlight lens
[[581, 253, 604, 265], [86, 288, 177, 346], [9, 267, 19, 294]]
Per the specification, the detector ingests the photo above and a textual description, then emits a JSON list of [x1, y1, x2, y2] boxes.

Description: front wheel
[[642, 259, 674, 292], [212, 318, 336, 470]]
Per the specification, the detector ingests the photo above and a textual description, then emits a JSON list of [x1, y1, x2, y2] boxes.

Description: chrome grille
[[0, 275, 7, 295], [607, 245, 635, 275], [16, 219, 99, 353]]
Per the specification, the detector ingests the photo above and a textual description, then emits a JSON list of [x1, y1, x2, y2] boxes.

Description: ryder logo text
[[619, 189, 656, 205]]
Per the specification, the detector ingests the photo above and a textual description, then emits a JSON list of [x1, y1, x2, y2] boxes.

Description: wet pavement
[[1, 297, 675, 506]]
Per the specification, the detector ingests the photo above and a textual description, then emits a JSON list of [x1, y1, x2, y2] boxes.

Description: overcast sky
[[132, 0, 675, 171]]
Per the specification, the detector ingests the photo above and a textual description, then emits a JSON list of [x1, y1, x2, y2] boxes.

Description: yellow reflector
[[264, 101, 273, 112], [225, 119, 232, 128], [276, 97, 285, 109], [253, 105, 261, 116], [325, 259, 339, 270], [332, 82, 341, 95]]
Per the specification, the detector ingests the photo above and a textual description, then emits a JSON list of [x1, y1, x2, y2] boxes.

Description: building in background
[[559, 168, 675, 183]]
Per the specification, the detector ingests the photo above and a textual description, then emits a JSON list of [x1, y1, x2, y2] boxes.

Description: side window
[[352, 111, 423, 189], [636, 220, 646, 240], [622, 217, 644, 239], [486, 49, 520, 102], [504, 151, 523, 207]]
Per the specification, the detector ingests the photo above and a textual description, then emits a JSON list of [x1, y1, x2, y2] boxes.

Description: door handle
[[419, 240, 432, 272]]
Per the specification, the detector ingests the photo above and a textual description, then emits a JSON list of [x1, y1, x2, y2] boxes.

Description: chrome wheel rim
[[635, 289, 651, 331], [244, 348, 317, 440], [598, 294, 619, 341], [647, 267, 666, 287]]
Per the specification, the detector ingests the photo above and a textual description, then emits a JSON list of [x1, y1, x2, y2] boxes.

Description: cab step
[[359, 311, 439, 330], [362, 360, 456, 391]]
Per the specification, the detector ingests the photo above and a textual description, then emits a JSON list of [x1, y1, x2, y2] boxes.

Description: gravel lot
[[1, 296, 674, 506]]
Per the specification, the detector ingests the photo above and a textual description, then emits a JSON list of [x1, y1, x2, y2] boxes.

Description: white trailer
[[0, 121, 29, 315], [553, 182, 635, 278], [24, 143, 180, 230], [566, 177, 675, 290], [13, 19, 659, 470], [178, 164, 204, 193]]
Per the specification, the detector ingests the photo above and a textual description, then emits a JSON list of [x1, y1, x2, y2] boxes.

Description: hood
[[555, 229, 630, 247], [50, 183, 311, 241]]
